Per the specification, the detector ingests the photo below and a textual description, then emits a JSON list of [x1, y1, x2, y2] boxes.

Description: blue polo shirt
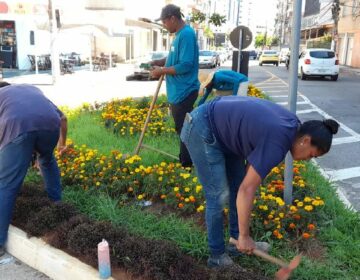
[[0, 84, 63, 150], [165, 24, 200, 104], [207, 96, 300, 179]]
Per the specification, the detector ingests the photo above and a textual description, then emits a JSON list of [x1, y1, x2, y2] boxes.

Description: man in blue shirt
[[181, 96, 339, 268], [0, 82, 67, 257], [198, 70, 249, 105], [151, 4, 200, 167]]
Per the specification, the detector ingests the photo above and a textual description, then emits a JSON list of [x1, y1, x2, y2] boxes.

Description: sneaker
[[226, 241, 271, 257], [0, 245, 5, 257], [207, 253, 234, 268]]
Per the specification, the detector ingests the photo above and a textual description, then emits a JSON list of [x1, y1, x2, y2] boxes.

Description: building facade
[[337, 0, 360, 67]]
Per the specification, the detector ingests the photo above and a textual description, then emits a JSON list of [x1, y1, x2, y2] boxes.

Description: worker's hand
[[150, 66, 163, 78], [57, 145, 68, 156], [237, 235, 256, 255]]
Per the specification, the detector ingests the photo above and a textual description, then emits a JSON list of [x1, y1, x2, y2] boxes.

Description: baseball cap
[[156, 4, 183, 21]]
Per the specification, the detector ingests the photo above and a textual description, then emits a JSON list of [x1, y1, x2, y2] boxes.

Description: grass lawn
[[24, 101, 360, 280]]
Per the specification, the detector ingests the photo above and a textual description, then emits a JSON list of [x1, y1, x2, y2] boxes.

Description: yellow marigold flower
[[180, 173, 191, 179], [137, 194, 143, 200], [304, 205, 314, 212], [158, 176, 163, 182], [192, 177, 198, 183], [276, 197, 285, 206], [160, 162, 166, 167], [262, 205, 268, 211], [197, 205, 205, 212], [223, 208, 229, 214], [318, 200, 325, 206], [184, 187, 190, 192], [195, 185, 202, 193], [135, 168, 140, 173], [290, 206, 298, 212], [279, 212, 284, 218], [304, 197, 312, 202], [96, 182, 100, 186], [185, 198, 190, 203], [312, 200, 320, 206], [297, 201, 304, 207], [174, 187, 179, 192]]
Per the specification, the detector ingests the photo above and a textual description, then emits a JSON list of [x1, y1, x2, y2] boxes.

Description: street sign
[[229, 26, 252, 50]]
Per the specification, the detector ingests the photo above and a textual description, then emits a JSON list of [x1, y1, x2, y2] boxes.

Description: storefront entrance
[[0, 20, 17, 68]]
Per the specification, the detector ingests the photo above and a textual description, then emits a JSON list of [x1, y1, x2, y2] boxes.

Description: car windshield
[[199, 51, 214, 56], [263, 51, 278, 56], [309, 51, 335, 59]]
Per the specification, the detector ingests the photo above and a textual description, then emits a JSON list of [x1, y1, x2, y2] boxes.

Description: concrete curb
[[7, 225, 114, 280]]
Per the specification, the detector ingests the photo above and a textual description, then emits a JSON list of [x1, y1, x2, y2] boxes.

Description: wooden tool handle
[[253, 249, 288, 268]]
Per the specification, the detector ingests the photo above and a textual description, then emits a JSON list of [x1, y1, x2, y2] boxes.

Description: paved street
[[248, 60, 360, 211]]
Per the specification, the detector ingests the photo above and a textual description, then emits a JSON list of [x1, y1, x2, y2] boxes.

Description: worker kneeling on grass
[[180, 95, 339, 268], [197, 70, 249, 106]]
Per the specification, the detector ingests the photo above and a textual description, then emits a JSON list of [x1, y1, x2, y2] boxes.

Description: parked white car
[[298, 48, 339, 81]]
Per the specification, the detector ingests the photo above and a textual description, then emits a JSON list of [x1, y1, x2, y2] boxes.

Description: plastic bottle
[[98, 239, 111, 279]]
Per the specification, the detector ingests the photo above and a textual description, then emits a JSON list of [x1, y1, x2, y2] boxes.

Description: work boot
[[226, 241, 271, 257], [0, 245, 5, 257], [207, 253, 234, 268]]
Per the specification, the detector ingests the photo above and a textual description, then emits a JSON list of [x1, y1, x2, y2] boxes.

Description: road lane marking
[[276, 101, 308, 106], [326, 167, 360, 181], [333, 136, 360, 145]]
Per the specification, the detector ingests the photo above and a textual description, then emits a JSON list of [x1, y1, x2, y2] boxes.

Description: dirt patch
[[298, 238, 327, 262], [12, 185, 269, 280]]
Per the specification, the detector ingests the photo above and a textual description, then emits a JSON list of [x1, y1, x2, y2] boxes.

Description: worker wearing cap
[[198, 70, 249, 105], [150, 4, 199, 168]]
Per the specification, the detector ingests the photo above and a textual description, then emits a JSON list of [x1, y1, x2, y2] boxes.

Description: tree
[[255, 34, 266, 48], [190, 11, 206, 25], [208, 13, 226, 27]]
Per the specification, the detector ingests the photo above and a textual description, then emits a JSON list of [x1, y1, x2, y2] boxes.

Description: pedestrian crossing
[[254, 73, 360, 210]]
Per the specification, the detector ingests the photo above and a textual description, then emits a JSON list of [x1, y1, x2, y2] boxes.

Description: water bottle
[[98, 239, 111, 279]]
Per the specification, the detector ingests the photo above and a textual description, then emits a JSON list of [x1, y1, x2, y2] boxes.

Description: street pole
[[237, 29, 242, 72], [48, 0, 60, 84], [284, 0, 302, 205], [331, 0, 340, 52]]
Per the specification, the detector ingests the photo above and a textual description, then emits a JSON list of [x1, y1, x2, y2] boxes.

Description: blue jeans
[[180, 105, 246, 256], [0, 130, 62, 246]]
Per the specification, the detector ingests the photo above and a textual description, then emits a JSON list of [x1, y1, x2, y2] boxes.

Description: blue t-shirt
[[0, 84, 63, 150], [165, 24, 200, 104], [212, 70, 248, 96], [207, 96, 300, 179]]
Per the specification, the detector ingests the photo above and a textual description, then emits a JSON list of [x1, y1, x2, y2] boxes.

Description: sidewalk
[[2, 63, 167, 108], [339, 65, 360, 76]]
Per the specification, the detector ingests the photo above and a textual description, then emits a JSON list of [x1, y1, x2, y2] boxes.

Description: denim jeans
[[0, 130, 62, 246], [180, 105, 246, 256], [170, 90, 198, 167]]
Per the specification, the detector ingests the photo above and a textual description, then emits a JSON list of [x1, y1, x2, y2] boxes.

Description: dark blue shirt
[[0, 84, 63, 150], [165, 24, 200, 104], [207, 96, 300, 179]]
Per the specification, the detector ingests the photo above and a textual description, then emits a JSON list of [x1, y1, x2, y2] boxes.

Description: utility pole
[[48, 0, 60, 84], [331, 0, 341, 52], [284, 0, 302, 205], [236, 0, 241, 26]]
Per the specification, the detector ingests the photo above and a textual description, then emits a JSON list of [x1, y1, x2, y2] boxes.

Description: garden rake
[[229, 240, 301, 280], [134, 74, 177, 160]]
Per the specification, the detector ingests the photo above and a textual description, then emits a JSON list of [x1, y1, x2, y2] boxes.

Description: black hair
[[0, 81, 10, 88], [298, 119, 339, 154]]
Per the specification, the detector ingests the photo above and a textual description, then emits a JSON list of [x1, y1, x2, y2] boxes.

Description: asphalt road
[[248, 60, 360, 211]]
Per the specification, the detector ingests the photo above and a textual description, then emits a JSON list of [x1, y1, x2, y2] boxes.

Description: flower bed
[[12, 185, 268, 280]]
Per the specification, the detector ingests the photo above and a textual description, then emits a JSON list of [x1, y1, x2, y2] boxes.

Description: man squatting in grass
[[150, 4, 200, 168], [180, 95, 339, 267], [0, 82, 67, 257]]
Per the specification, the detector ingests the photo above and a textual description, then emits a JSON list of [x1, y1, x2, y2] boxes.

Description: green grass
[[23, 109, 360, 279], [68, 111, 179, 165]]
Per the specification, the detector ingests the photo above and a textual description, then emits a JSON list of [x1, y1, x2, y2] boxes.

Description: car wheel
[[300, 68, 307, 80], [126, 75, 136, 81], [259, 62, 263, 66], [331, 74, 338, 81], [276, 62, 279, 66]]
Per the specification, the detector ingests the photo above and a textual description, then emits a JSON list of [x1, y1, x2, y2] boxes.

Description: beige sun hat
[[198, 70, 215, 96]]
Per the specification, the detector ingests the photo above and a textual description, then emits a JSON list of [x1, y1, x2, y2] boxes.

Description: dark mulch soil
[[12, 185, 269, 280]]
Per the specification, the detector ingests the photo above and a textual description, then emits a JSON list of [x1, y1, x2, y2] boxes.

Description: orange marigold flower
[[307, 224, 316, 230], [178, 203, 184, 208], [289, 223, 296, 229], [302, 232, 311, 239], [160, 194, 166, 199], [175, 193, 181, 198], [293, 214, 301, 220]]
